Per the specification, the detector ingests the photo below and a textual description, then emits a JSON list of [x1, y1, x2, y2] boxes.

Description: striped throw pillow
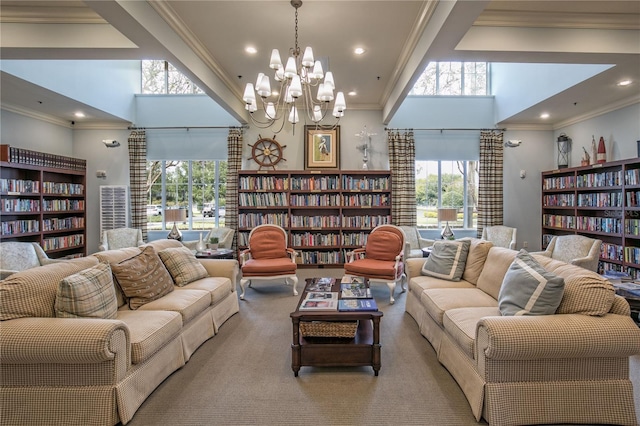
[[158, 246, 209, 286], [55, 262, 118, 319]]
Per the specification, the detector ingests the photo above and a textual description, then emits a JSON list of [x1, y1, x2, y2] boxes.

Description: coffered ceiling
[[1, 0, 639, 128]]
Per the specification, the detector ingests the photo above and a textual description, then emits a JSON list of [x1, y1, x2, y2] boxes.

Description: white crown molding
[[475, 11, 640, 30], [2, 103, 71, 128], [498, 123, 554, 132], [0, 5, 105, 24], [553, 94, 640, 129]]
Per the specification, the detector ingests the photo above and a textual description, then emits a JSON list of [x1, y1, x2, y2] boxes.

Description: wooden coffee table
[[290, 278, 383, 376]]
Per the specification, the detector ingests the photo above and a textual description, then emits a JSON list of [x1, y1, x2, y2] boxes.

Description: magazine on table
[[338, 298, 378, 312], [304, 292, 338, 301], [299, 298, 338, 311], [306, 277, 336, 292], [340, 282, 372, 299]]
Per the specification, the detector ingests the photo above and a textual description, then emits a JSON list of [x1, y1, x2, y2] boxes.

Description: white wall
[[0, 109, 73, 154]]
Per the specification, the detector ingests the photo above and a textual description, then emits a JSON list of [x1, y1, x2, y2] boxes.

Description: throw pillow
[[498, 250, 565, 316], [55, 262, 118, 319], [110, 245, 174, 310], [421, 239, 471, 281], [158, 246, 209, 287]]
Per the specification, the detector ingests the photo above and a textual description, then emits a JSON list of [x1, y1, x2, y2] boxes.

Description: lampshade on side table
[[165, 208, 187, 241], [438, 208, 457, 240]]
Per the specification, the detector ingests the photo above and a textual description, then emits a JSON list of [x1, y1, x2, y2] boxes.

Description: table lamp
[[437, 208, 457, 240], [165, 208, 187, 241]]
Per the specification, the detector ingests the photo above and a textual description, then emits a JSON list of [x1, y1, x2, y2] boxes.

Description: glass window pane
[[141, 60, 166, 94]]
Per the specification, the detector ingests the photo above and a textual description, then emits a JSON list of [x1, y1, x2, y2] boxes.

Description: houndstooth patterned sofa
[[0, 239, 239, 426], [405, 238, 640, 426]]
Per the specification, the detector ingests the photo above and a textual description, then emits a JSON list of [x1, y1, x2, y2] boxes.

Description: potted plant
[[207, 236, 219, 250]]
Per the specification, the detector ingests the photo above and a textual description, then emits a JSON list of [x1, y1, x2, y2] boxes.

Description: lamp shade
[[437, 208, 458, 222], [165, 208, 187, 223]]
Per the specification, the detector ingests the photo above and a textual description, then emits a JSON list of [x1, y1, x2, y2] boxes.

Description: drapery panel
[[226, 128, 243, 255], [387, 130, 416, 227], [477, 130, 504, 238], [128, 130, 147, 241]]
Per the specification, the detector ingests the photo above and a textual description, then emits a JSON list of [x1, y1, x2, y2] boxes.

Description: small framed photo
[[304, 125, 340, 170]]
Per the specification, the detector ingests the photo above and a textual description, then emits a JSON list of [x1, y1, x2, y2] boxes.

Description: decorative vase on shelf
[[590, 135, 597, 165], [195, 232, 206, 252], [597, 136, 607, 164]]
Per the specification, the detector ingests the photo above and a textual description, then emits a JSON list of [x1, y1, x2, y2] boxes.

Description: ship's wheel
[[248, 135, 287, 170]]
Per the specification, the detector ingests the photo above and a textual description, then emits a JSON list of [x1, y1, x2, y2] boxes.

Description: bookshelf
[[238, 170, 392, 267], [1, 144, 86, 258], [541, 158, 640, 277]]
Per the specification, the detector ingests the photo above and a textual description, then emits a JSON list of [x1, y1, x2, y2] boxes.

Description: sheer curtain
[[387, 130, 416, 226], [477, 130, 504, 238], [226, 128, 243, 255], [128, 130, 147, 241]]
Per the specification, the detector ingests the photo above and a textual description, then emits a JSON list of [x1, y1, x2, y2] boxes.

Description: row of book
[[543, 194, 575, 207], [542, 214, 575, 229], [1, 219, 39, 236], [626, 191, 640, 207], [0, 178, 40, 194], [2, 199, 40, 213], [290, 215, 341, 228], [42, 216, 85, 232], [290, 176, 339, 191], [237, 214, 391, 229], [601, 242, 624, 262], [299, 277, 378, 311], [238, 176, 288, 191], [290, 232, 341, 247], [42, 234, 84, 251], [289, 194, 341, 207], [42, 199, 85, 212], [237, 212, 288, 229], [343, 194, 390, 207], [42, 182, 84, 195], [341, 176, 390, 191], [1, 145, 86, 171], [577, 192, 623, 208], [239, 192, 288, 207], [575, 216, 621, 234], [625, 169, 640, 186], [238, 175, 390, 192], [543, 176, 575, 190], [576, 170, 623, 188]]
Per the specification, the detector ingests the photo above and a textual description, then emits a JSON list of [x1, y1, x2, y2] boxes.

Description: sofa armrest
[[477, 313, 640, 361], [0, 269, 19, 280], [418, 237, 435, 249], [0, 317, 130, 365], [199, 259, 239, 290], [529, 250, 549, 257], [406, 258, 428, 284]]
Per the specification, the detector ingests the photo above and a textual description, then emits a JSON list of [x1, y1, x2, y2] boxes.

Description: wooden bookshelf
[[541, 158, 640, 277], [1, 145, 86, 258], [238, 170, 392, 267]]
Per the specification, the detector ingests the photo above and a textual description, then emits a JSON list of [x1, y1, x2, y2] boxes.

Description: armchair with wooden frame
[[238, 224, 298, 300], [344, 224, 406, 304]]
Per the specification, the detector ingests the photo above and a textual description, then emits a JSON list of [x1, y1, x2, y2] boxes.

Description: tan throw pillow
[[459, 237, 493, 285], [55, 262, 118, 319], [158, 246, 209, 286], [110, 246, 174, 310]]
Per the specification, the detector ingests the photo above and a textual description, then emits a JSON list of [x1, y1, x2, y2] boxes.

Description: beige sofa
[[0, 239, 240, 426], [405, 238, 640, 426]]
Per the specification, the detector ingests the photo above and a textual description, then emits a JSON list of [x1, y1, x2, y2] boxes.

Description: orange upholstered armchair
[[239, 224, 298, 300], [344, 224, 406, 304]]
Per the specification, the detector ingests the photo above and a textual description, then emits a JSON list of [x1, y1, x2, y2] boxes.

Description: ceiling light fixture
[[242, 0, 345, 134], [540, 113, 550, 119], [74, 112, 85, 118], [617, 79, 632, 86], [354, 47, 365, 55]]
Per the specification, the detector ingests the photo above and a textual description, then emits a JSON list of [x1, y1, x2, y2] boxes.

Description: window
[[146, 160, 227, 232], [415, 160, 478, 231], [409, 62, 488, 96], [141, 60, 204, 94]]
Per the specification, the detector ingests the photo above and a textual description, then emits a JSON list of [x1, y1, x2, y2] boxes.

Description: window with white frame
[[146, 160, 227, 231], [141, 60, 205, 94], [409, 62, 488, 96]]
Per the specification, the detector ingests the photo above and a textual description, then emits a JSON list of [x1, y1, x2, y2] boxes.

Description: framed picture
[[304, 125, 340, 170]]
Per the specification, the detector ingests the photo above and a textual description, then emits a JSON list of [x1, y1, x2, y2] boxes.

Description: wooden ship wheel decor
[[249, 135, 287, 170]]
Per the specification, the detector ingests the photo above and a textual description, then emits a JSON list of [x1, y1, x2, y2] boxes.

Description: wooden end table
[[290, 278, 383, 376], [195, 248, 234, 259]]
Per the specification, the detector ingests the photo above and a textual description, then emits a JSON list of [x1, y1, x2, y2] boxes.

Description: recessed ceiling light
[[354, 47, 365, 55], [540, 113, 550, 119], [348, 91, 357, 96], [618, 79, 632, 86], [245, 46, 257, 54], [74, 112, 85, 118]]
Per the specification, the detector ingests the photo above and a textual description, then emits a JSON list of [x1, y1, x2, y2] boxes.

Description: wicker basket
[[300, 321, 358, 338]]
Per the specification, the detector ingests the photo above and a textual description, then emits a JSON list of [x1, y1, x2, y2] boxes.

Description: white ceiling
[[1, 0, 639, 128]]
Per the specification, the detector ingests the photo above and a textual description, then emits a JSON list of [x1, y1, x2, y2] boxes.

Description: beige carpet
[[126, 271, 640, 426]]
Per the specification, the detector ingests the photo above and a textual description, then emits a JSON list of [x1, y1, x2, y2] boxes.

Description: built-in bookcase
[[0, 145, 86, 258], [542, 158, 640, 277], [238, 170, 392, 267]]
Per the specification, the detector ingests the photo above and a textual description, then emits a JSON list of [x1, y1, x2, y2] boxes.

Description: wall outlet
[[523, 241, 528, 248]]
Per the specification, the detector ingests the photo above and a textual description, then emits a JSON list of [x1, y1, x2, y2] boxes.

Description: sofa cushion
[[533, 255, 615, 316], [158, 246, 208, 286], [443, 307, 501, 359], [421, 240, 470, 281], [0, 256, 99, 320], [116, 309, 182, 364], [110, 246, 174, 310], [366, 229, 403, 261], [55, 262, 118, 319], [178, 277, 234, 306], [476, 247, 519, 299], [409, 275, 475, 295], [421, 288, 498, 326], [460, 238, 493, 285], [241, 257, 297, 276], [250, 227, 288, 260], [137, 288, 211, 323], [498, 250, 565, 316]]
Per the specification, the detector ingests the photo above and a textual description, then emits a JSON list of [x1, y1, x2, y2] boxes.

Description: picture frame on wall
[[304, 125, 340, 170]]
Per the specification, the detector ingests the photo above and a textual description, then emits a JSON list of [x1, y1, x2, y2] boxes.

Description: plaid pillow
[[55, 262, 118, 319], [158, 246, 209, 286], [111, 246, 174, 310]]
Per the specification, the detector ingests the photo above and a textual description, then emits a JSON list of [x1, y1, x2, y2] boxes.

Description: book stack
[[299, 291, 338, 311]]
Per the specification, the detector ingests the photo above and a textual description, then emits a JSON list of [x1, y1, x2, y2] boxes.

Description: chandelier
[[242, 0, 346, 134]]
